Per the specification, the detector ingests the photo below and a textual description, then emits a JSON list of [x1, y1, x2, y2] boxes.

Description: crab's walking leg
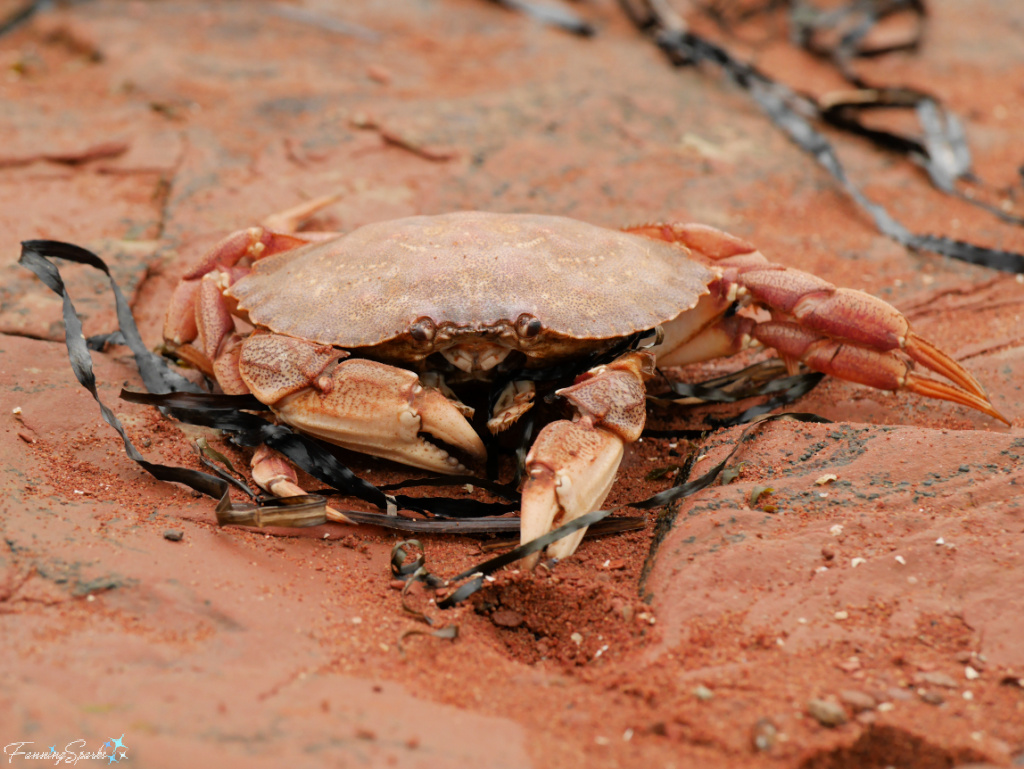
[[163, 195, 342, 371], [519, 351, 654, 568], [627, 223, 1008, 423], [239, 332, 486, 475], [250, 445, 353, 524]]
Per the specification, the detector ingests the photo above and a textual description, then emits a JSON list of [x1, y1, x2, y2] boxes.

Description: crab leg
[[629, 223, 1008, 423], [250, 445, 353, 524], [519, 351, 654, 568], [239, 333, 486, 475], [164, 194, 342, 349]]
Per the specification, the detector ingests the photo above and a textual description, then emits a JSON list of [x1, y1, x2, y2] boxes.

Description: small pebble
[[366, 64, 392, 84], [751, 718, 777, 751], [162, 529, 184, 542], [693, 685, 713, 701], [919, 690, 945, 706], [807, 698, 848, 727], [839, 690, 876, 713], [491, 609, 524, 629], [887, 687, 914, 702], [965, 665, 981, 680], [915, 671, 958, 689], [836, 657, 861, 673]]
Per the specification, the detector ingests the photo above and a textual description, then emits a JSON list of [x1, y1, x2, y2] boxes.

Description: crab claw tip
[[411, 384, 488, 464]]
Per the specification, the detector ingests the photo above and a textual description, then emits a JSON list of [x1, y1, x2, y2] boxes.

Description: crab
[[163, 201, 1006, 564]]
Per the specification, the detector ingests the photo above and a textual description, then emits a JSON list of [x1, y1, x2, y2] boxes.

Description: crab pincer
[[519, 352, 653, 567], [238, 332, 485, 474]]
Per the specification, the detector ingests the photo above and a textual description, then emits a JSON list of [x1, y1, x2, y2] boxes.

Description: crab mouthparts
[[441, 342, 512, 373]]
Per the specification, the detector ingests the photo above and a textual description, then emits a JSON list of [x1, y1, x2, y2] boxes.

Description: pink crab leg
[[164, 194, 343, 349], [164, 228, 329, 348], [752, 322, 1007, 422], [251, 445, 353, 524], [626, 222, 1008, 423], [520, 351, 654, 568]]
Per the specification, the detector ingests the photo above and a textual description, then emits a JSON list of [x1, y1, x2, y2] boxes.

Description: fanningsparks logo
[[3, 735, 128, 765]]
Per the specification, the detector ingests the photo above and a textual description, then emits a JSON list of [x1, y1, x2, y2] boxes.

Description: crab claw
[[520, 420, 624, 569], [519, 351, 653, 568], [271, 358, 486, 474]]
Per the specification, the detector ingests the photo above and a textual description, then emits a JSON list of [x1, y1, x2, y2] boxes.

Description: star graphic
[[49, 746, 56, 753], [104, 741, 112, 750], [107, 753, 119, 765], [110, 735, 125, 751]]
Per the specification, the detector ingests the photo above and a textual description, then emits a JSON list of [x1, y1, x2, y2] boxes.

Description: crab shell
[[225, 211, 717, 372]]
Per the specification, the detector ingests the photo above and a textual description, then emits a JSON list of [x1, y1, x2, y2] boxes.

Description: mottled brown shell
[[226, 211, 713, 348]]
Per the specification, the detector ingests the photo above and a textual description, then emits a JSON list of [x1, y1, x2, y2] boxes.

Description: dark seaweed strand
[[17, 241, 268, 519], [785, 0, 1024, 228], [18, 240, 523, 530], [413, 411, 832, 607], [604, 3, 1024, 272]]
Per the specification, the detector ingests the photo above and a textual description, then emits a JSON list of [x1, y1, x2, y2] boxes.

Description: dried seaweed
[[492, 0, 1024, 272]]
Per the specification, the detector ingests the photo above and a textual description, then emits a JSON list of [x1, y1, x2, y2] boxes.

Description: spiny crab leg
[[520, 351, 654, 568], [629, 222, 1008, 424]]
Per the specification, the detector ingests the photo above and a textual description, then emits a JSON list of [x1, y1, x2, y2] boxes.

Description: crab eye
[[410, 318, 436, 344], [516, 313, 542, 339]]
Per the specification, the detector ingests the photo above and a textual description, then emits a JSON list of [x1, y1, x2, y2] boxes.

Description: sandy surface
[[1, 2, 1022, 767]]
